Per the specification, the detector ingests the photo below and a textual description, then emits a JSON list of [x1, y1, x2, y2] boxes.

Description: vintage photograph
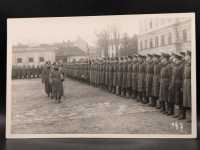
[[6, 13, 196, 138]]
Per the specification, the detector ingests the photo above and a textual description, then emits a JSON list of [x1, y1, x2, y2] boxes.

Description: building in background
[[12, 44, 55, 67], [55, 45, 86, 62], [138, 17, 191, 54], [12, 40, 89, 67]]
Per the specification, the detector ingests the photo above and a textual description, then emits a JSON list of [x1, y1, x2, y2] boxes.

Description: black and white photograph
[[6, 13, 196, 138]]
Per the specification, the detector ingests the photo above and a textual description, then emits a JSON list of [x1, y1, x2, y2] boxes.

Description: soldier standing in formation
[[126, 56, 132, 98], [116, 57, 123, 95], [12, 64, 43, 80], [112, 57, 118, 94], [183, 51, 191, 122], [131, 55, 138, 99], [145, 54, 154, 105], [137, 55, 146, 103], [152, 54, 161, 107]]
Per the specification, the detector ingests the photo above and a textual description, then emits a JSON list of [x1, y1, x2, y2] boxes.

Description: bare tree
[[111, 27, 121, 57], [120, 33, 138, 56], [120, 33, 129, 56], [96, 29, 110, 57]]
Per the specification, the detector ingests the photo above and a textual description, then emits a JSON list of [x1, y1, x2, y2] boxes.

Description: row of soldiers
[[64, 51, 191, 122], [41, 62, 64, 103], [12, 65, 43, 79]]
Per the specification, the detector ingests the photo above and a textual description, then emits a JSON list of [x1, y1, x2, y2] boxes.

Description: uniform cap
[[173, 53, 183, 60], [142, 55, 146, 59], [147, 54, 153, 58], [153, 54, 161, 58], [186, 50, 191, 56], [180, 51, 186, 57], [161, 53, 170, 59], [128, 55, 133, 59]]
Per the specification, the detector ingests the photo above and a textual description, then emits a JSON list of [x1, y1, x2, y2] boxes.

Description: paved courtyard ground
[[11, 78, 191, 134]]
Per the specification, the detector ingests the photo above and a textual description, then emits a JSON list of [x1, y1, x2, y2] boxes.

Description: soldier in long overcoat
[[171, 54, 184, 119], [131, 55, 138, 99], [59, 64, 65, 97], [151, 54, 161, 107], [183, 51, 191, 121], [105, 58, 109, 89], [166, 54, 175, 115], [127, 56, 133, 97], [93, 61, 96, 86], [18, 66, 22, 79], [108, 58, 114, 92], [137, 55, 146, 103], [89, 60, 93, 85], [145, 54, 154, 104], [97, 60, 101, 87], [117, 57, 123, 95], [22, 65, 26, 79], [12, 65, 16, 79], [112, 57, 118, 94], [51, 65, 64, 103], [101, 59, 105, 88], [159, 53, 170, 113], [41, 62, 52, 97], [121, 57, 126, 96]]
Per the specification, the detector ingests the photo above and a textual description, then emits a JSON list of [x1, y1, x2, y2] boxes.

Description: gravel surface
[[11, 78, 191, 134]]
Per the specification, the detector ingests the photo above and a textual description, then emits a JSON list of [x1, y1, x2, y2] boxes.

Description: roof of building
[[55, 46, 86, 56], [13, 44, 86, 56]]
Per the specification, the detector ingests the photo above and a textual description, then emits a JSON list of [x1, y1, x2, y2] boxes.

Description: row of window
[[17, 57, 44, 63], [140, 29, 188, 50]]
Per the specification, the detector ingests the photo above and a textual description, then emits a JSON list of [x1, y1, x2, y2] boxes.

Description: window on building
[[161, 35, 165, 46], [155, 36, 159, 47], [168, 32, 172, 45], [29, 57, 34, 63], [183, 29, 187, 42], [39, 57, 44, 62], [17, 58, 22, 63], [145, 39, 148, 49], [150, 38, 153, 48]]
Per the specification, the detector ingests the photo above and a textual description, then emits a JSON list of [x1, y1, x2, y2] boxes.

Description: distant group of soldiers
[[12, 65, 42, 79], [64, 50, 191, 122], [41, 61, 64, 103]]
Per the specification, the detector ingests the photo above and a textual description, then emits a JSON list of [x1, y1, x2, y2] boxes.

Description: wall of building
[[12, 50, 55, 66], [138, 18, 191, 54]]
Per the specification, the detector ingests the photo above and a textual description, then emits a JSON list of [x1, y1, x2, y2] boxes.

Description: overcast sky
[[7, 13, 193, 47]]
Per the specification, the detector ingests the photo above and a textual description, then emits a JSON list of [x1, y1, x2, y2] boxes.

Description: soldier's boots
[[173, 105, 180, 118], [118, 87, 121, 96], [127, 88, 132, 98], [112, 87, 116, 94], [142, 97, 148, 104], [178, 107, 186, 120], [151, 97, 157, 107], [160, 101, 166, 113], [131, 91, 137, 99], [137, 92, 142, 102]]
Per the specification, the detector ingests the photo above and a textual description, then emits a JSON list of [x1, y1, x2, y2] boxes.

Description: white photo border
[[6, 12, 197, 138]]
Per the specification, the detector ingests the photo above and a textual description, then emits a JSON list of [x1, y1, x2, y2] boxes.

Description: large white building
[[12, 45, 55, 67], [138, 17, 192, 54], [12, 42, 88, 67]]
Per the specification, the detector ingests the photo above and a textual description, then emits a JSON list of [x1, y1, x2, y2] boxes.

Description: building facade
[[138, 17, 192, 54], [12, 43, 87, 67], [12, 46, 55, 67]]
